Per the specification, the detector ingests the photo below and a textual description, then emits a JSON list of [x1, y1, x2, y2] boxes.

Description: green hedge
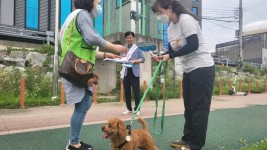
[[0, 68, 59, 109], [0, 59, 266, 108], [213, 77, 266, 95]]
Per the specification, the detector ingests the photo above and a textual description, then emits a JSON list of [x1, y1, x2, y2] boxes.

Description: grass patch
[[96, 98, 117, 103], [241, 138, 267, 150], [0, 94, 60, 109]]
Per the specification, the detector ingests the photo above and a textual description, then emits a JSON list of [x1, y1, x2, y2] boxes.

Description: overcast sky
[[202, 0, 267, 52]]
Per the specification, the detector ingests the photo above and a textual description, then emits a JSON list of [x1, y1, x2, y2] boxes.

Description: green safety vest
[[60, 16, 96, 65]]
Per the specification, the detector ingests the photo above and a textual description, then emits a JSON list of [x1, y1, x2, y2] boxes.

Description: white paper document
[[103, 57, 127, 63]]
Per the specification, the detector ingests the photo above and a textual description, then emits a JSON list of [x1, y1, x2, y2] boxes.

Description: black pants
[[123, 68, 140, 111], [181, 65, 215, 150]]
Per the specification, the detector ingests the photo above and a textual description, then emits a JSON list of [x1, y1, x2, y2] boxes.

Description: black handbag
[[59, 19, 95, 88]]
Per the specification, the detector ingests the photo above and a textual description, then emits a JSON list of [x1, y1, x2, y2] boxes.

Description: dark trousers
[[123, 68, 140, 111], [181, 65, 215, 150]]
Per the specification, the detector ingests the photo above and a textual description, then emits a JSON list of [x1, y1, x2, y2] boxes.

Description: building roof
[[243, 28, 267, 36]]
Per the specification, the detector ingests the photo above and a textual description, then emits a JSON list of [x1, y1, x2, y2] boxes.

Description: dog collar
[[114, 140, 128, 150], [114, 125, 132, 150]]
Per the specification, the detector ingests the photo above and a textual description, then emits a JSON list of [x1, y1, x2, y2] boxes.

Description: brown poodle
[[102, 118, 158, 150]]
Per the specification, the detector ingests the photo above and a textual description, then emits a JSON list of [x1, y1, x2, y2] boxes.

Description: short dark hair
[[125, 31, 135, 38], [74, 0, 94, 13]]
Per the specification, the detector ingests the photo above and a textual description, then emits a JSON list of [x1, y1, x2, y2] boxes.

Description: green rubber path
[[0, 105, 267, 150]]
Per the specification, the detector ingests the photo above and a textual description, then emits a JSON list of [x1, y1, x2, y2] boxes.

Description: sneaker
[[66, 144, 88, 150], [80, 141, 92, 150], [171, 140, 188, 148], [173, 145, 191, 150], [122, 110, 132, 115], [135, 111, 140, 115]]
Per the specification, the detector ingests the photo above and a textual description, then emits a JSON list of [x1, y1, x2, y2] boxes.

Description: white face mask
[[157, 14, 169, 23], [93, 4, 102, 17]]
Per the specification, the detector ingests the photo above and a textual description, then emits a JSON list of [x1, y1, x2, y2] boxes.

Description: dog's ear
[[117, 119, 127, 137]]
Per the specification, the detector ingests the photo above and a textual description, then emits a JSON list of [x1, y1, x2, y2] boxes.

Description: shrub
[[6, 47, 29, 54], [24, 69, 52, 98], [215, 65, 233, 73], [6, 44, 56, 56], [0, 68, 57, 109], [243, 65, 267, 76], [34, 44, 54, 56], [241, 138, 267, 150], [0, 69, 22, 95], [213, 78, 232, 95], [250, 80, 265, 93], [147, 87, 161, 100]]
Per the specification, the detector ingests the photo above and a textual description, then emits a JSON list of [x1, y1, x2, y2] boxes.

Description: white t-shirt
[[168, 14, 214, 73]]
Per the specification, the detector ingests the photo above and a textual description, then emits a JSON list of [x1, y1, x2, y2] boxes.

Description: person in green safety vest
[[61, 0, 127, 150]]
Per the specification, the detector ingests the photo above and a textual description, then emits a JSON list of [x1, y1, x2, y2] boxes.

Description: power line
[[203, 21, 222, 44], [203, 4, 235, 9], [205, 20, 237, 30], [202, 11, 235, 15], [203, 16, 235, 19], [202, 9, 234, 13], [202, 8, 235, 12], [202, 17, 238, 23]]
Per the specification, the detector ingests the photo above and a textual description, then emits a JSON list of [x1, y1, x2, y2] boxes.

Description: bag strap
[[67, 19, 75, 47], [67, 17, 92, 60]]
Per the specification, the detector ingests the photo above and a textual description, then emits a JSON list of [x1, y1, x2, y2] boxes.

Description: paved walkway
[[0, 93, 266, 135]]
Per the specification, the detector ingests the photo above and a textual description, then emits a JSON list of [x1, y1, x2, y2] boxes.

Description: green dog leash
[[130, 60, 167, 135], [153, 61, 167, 135]]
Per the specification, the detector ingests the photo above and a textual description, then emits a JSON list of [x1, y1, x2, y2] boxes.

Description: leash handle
[[153, 62, 167, 135]]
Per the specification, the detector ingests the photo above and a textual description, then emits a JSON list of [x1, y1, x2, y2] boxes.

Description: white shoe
[[135, 111, 140, 115], [122, 110, 132, 115]]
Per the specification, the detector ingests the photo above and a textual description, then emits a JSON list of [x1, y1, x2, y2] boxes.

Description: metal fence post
[[20, 78, 25, 109]]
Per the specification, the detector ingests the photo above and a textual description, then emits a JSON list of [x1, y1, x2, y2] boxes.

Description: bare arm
[[96, 50, 119, 59], [77, 10, 127, 54], [102, 41, 127, 54]]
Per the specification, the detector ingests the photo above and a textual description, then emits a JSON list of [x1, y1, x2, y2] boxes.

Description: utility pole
[[52, 0, 59, 100], [136, 0, 139, 34], [239, 0, 243, 71]]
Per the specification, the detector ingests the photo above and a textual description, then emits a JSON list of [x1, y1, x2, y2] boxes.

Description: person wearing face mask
[[60, 0, 127, 150], [152, 0, 215, 150]]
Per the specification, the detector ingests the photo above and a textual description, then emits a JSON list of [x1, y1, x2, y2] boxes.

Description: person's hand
[[129, 60, 136, 64], [105, 53, 120, 59], [114, 45, 127, 53], [87, 73, 99, 86], [152, 55, 160, 62], [159, 54, 170, 62]]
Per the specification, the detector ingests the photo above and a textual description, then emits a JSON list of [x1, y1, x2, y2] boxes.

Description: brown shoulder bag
[[59, 19, 96, 88]]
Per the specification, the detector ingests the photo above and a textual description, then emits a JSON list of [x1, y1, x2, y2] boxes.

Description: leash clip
[[126, 125, 131, 141]]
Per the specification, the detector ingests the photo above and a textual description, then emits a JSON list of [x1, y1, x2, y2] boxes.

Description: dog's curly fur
[[102, 118, 158, 150]]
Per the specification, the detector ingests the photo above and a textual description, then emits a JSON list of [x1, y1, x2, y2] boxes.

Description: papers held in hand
[[103, 57, 127, 63], [103, 57, 133, 68], [122, 63, 133, 68]]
